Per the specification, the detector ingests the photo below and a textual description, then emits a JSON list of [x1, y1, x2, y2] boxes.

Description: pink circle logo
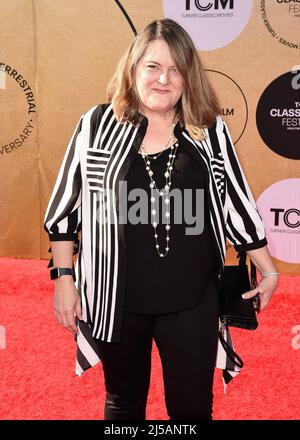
[[163, 0, 253, 51], [256, 179, 300, 264]]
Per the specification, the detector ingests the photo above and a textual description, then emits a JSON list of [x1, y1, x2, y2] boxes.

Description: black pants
[[95, 275, 220, 420]]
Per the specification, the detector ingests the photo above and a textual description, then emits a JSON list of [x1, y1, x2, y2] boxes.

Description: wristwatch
[[50, 267, 76, 281]]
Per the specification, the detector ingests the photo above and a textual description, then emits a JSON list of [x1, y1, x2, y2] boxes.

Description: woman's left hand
[[241, 275, 279, 312]]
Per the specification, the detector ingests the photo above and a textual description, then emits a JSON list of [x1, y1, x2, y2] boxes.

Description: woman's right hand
[[53, 276, 82, 335]]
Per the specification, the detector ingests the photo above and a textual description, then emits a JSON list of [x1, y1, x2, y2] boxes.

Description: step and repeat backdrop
[[0, 0, 299, 273]]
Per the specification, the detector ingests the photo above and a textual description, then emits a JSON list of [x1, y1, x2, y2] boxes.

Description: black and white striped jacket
[[44, 103, 267, 386]]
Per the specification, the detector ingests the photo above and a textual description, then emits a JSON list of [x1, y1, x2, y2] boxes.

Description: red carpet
[[0, 257, 299, 420]]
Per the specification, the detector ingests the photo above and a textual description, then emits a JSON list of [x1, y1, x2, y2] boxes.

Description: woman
[[44, 19, 278, 420]]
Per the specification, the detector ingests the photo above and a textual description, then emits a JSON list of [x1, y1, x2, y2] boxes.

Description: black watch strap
[[50, 267, 76, 281]]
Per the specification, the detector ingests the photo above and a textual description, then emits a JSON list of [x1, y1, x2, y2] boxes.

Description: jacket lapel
[[113, 118, 148, 246], [177, 125, 227, 270]]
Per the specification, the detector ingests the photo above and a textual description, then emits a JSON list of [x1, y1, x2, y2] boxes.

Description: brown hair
[[107, 18, 221, 135]]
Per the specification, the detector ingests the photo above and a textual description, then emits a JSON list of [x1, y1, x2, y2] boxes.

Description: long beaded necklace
[[139, 124, 179, 258]]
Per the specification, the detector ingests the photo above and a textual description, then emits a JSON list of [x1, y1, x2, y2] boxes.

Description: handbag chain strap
[[218, 326, 244, 369]]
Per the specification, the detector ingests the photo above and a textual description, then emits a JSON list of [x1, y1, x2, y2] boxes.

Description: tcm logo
[[291, 325, 300, 350], [185, 0, 234, 11], [270, 208, 300, 228], [0, 325, 6, 349]]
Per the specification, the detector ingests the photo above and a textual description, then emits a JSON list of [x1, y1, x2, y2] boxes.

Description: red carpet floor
[[0, 257, 299, 420]]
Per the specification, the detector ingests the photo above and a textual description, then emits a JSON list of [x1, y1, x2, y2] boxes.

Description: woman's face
[[134, 39, 184, 116]]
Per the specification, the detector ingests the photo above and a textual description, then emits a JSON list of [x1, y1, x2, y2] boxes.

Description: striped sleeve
[[219, 117, 268, 251], [43, 114, 84, 242]]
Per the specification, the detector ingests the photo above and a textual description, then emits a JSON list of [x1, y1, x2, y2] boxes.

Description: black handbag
[[217, 250, 260, 369]]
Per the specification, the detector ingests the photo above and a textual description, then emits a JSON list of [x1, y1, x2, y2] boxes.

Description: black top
[[123, 141, 219, 314]]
